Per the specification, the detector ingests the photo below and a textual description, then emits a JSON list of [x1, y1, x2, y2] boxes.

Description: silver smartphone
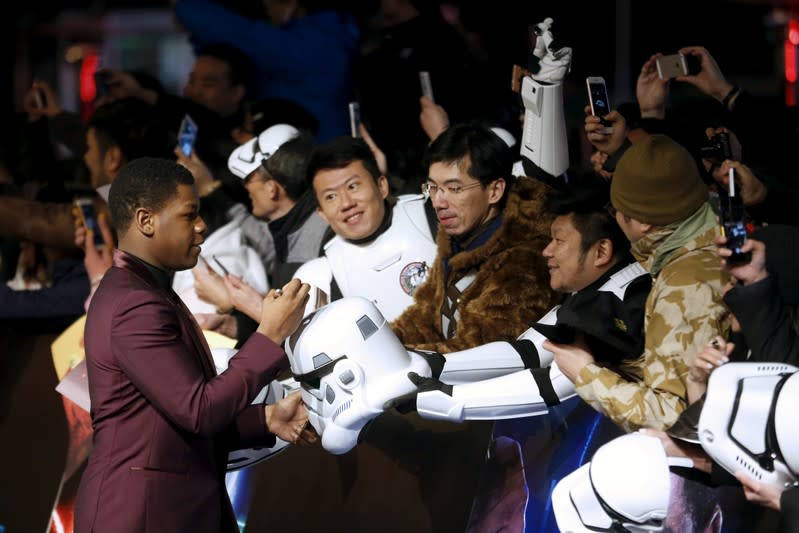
[[656, 54, 687, 80], [419, 71, 435, 103], [586, 76, 613, 134], [348, 102, 361, 138]]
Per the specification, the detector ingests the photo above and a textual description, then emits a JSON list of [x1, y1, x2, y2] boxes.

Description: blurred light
[[64, 45, 84, 63], [790, 19, 799, 45], [80, 52, 100, 103]]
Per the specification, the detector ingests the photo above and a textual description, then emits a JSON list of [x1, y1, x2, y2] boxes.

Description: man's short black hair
[[197, 42, 251, 88], [109, 157, 194, 234], [88, 98, 173, 161], [263, 132, 315, 201], [306, 136, 381, 189], [549, 175, 629, 260], [422, 121, 514, 208]]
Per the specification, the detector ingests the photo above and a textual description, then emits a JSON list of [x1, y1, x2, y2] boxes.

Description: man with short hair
[[548, 134, 729, 432], [391, 122, 557, 353], [74, 157, 313, 533]]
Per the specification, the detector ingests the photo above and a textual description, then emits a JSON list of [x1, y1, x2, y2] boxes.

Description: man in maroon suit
[[75, 157, 312, 533]]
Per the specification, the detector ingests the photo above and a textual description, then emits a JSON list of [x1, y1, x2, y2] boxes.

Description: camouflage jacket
[[574, 203, 730, 432]]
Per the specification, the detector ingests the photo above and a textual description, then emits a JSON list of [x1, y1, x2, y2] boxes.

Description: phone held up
[[656, 53, 702, 80], [33, 86, 47, 109], [178, 114, 199, 157], [419, 71, 435, 103], [586, 76, 613, 134], [348, 102, 361, 138], [75, 197, 105, 250], [718, 168, 751, 265]]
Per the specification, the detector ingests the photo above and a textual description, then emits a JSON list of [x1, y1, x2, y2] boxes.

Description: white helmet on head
[[284, 297, 431, 455], [552, 433, 677, 532], [227, 123, 299, 179], [699, 362, 799, 489]]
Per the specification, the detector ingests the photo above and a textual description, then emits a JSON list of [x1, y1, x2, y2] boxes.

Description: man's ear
[[104, 146, 125, 176], [593, 238, 614, 268], [639, 221, 653, 235], [134, 207, 155, 237], [487, 178, 506, 206], [377, 175, 389, 200]]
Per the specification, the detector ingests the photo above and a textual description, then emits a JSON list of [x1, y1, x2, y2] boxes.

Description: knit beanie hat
[[610, 135, 708, 225]]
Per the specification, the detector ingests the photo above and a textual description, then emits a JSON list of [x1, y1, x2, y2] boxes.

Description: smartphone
[[178, 114, 199, 157], [74, 198, 105, 249], [419, 71, 435, 103], [719, 169, 751, 265], [586, 76, 613, 134], [94, 69, 111, 99], [33, 87, 47, 109], [348, 102, 361, 138], [655, 53, 700, 80]]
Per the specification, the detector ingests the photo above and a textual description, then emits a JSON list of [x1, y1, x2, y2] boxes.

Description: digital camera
[[699, 131, 733, 163]]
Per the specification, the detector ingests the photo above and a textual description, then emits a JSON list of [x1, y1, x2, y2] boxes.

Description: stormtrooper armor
[[699, 362, 799, 490], [552, 433, 692, 533], [210, 348, 292, 470], [227, 123, 299, 179], [293, 194, 437, 321], [520, 18, 572, 179], [284, 297, 432, 455]]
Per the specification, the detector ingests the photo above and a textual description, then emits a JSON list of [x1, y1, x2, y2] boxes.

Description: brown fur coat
[[391, 176, 560, 353]]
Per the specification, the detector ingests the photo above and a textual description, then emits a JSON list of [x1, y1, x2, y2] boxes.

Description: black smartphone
[[586, 76, 612, 134], [719, 170, 751, 265], [178, 114, 198, 157], [348, 102, 361, 138], [211, 255, 230, 276], [75, 197, 105, 249]]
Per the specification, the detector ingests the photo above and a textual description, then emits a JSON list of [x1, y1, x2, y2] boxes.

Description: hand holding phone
[[178, 114, 199, 157], [75, 198, 105, 250], [586, 76, 613, 134], [656, 53, 702, 80], [719, 168, 751, 265], [33, 87, 47, 109]]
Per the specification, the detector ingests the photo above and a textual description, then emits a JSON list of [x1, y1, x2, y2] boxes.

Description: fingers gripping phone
[[75, 197, 105, 249], [719, 169, 751, 265], [178, 114, 198, 157], [586, 76, 613, 134]]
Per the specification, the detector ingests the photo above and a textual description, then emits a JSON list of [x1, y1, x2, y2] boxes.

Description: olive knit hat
[[610, 134, 708, 225]]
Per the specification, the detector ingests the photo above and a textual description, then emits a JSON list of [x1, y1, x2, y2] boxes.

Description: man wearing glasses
[[391, 121, 558, 353]]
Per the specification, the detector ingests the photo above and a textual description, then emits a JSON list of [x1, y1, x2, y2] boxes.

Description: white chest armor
[[299, 195, 438, 322]]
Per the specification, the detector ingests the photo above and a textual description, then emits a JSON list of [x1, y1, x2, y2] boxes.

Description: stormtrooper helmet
[[211, 348, 292, 470], [698, 362, 799, 489], [552, 433, 676, 532], [227, 123, 299, 179], [284, 297, 431, 455]]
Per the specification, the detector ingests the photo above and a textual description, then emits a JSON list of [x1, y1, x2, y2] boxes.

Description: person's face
[[313, 160, 388, 241], [149, 183, 207, 271], [427, 157, 504, 238], [183, 56, 243, 118], [543, 214, 599, 293], [243, 168, 277, 220], [84, 127, 110, 188]]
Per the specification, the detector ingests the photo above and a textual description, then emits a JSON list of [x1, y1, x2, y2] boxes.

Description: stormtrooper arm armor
[[416, 363, 576, 422]]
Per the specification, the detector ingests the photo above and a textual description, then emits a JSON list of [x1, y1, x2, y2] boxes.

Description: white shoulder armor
[[294, 257, 334, 316], [597, 262, 647, 300], [323, 195, 438, 321]]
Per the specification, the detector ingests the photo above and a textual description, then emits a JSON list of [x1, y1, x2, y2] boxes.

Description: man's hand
[[734, 471, 784, 511], [544, 336, 595, 383], [419, 96, 449, 142], [23, 80, 62, 121], [195, 312, 238, 339], [714, 160, 767, 207], [174, 148, 217, 196], [257, 278, 310, 345], [676, 47, 734, 103], [636, 54, 669, 119], [715, 236, 767, 285], [224, 274, 264, 322], [265, 391, 318, 444], [75, 211, 115, 283], [192, 257, 233, 313], [584, 107, 628, 155], [359, 123, 388, 176]]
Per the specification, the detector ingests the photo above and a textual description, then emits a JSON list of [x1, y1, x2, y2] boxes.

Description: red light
[[80, 53, 100, 103], [790, 19, 799, 45], [785, 40, 796, 83]]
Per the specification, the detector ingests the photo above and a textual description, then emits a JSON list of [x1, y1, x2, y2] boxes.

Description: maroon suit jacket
[[75, 251, 287, 533]]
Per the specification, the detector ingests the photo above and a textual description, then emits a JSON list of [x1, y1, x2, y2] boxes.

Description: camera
[[699, 132, 733, 163]]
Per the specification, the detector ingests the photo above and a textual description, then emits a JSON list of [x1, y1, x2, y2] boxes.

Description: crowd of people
[[2, 1, 799, 532]]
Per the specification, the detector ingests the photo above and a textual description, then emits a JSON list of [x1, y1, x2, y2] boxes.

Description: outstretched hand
[[265, 391, 318, 445]]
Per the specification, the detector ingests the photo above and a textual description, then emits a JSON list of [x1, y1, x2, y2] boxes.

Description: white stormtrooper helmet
[[211, 348, 292, 470], [227, 123, 299, 179], [698, 362, 799, 489], [284, 297, 431, 455], [552, 433, 678, 533]]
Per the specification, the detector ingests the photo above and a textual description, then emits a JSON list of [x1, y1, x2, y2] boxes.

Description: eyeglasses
[[421, 180, 483, 198]]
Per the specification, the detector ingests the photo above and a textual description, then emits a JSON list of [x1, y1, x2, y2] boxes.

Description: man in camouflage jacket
[[548, 135, 729, 432]]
